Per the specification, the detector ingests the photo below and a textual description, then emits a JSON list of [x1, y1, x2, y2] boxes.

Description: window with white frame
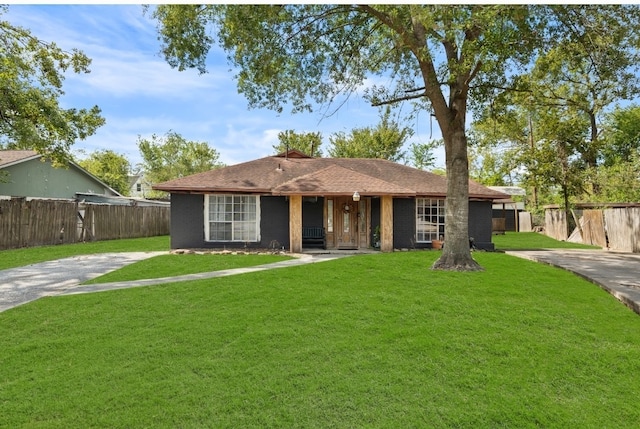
[[205, 195, 260, 242], [416, 198, 445, 242]]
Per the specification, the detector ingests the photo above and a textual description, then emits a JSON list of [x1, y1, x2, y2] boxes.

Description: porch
[[289, 194, 395, 253]]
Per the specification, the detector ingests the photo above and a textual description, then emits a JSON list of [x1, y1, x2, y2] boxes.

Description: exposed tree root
[[431, 253, 484, 272]]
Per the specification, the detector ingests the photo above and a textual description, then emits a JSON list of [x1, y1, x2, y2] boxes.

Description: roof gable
[[274, 149, 313, 159]]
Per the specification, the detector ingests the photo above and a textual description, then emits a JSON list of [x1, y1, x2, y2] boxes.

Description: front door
[[335, 197, 359, 249]]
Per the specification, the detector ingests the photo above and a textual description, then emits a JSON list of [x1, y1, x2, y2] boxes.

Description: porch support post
[[381, 195, 394, 252], [289, 195, 302, 253]]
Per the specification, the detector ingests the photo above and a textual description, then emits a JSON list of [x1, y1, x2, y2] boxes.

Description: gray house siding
[[0, 158, 118, 199], [394, 198, 428, 249], [302, 197, 324, 228], [169, 194, 290, 250], [470, 201, 495, 250], [169, 193, 205, 249], [392, 198, 494, 251], [261, 196, 290, 250]]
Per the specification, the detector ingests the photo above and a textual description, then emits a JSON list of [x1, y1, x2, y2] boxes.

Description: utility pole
[[528, 112, 539, 209]]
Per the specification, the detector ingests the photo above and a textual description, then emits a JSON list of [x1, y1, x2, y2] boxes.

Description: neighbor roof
[[153, 151, 508, 200], [0, 150, 41, 168]]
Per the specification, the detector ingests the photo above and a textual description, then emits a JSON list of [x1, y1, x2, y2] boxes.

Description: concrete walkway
[[506, 249, 640, 315], [0, 252, 349, 313]]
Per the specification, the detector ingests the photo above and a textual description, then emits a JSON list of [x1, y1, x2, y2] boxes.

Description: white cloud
[[216, 125, 281, 165], [66, 55, 227, 99]]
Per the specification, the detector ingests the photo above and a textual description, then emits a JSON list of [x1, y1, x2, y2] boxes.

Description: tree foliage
[[327, 108, 412, 161], [600, 105, 640, 167], [0, 6, 105, 165], [468, 145, 511, 187], [583, 154, 640, 203], [471, 102, 640, 210], [471, 99, 592, 211], [273, 130, 323, 157], [471, 6, 640, 209], [581, 105, 640, 203], [472, 5, 640, 204], [76, 149, 131, 196], [407, 140, 439, 171], [137, 131, 224, 197], [149, 4, 640, 270]]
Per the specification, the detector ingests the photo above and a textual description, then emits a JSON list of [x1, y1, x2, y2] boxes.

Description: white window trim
[[416, 198, 445, 243], [204, 194, 261, 242]]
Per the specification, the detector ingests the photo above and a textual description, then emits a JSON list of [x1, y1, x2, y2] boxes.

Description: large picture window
[[205, 195, 260, 242], [416, 198, 445, 242]]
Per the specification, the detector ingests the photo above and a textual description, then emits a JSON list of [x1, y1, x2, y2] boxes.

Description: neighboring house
[[128, 173, 154, 198], [153, 149, 508, 252], [0, 150, 121, 199]]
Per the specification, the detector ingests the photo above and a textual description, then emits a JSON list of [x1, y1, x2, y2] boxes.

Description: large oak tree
[[149, 4, 639, 271]]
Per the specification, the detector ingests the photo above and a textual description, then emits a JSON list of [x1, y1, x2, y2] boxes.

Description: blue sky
[[4, 4, 446, 169]]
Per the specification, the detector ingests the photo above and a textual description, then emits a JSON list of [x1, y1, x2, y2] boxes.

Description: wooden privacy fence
[[544, 207, 568, 242], [0, 198, 78, 249], [580, 209, 607, 248], [545, 204, 640, 252], [0, 198, 170, 250], [603, 207, 640, 253], [79, 204, 170, 241]]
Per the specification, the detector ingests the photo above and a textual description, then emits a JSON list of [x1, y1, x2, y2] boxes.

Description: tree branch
[[466, 61, 483, 86], [371, 91, 427, 107], [469, 83, 532, 93]]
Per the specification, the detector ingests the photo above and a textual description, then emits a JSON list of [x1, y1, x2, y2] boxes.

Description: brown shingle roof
[[153, 153, 508, 200], [273, 164, 415, 196]]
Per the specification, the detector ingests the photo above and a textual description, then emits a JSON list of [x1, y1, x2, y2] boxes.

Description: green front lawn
[[79, 231, 598, 285], [1, 250, 639, 428], [83, 253, 293, 284]]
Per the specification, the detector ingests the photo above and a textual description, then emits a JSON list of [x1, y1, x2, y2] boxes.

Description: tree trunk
[[431, 124, 483, 272]]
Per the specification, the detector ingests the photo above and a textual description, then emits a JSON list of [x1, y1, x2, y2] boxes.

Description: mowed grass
[[81, 231, 598, 285], [1, 249, 640, 428], [83, 253, 294, 284]]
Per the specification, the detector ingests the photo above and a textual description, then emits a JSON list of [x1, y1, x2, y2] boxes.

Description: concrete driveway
[[507, 249, 640, 315], [0, 252, 166, 313]]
